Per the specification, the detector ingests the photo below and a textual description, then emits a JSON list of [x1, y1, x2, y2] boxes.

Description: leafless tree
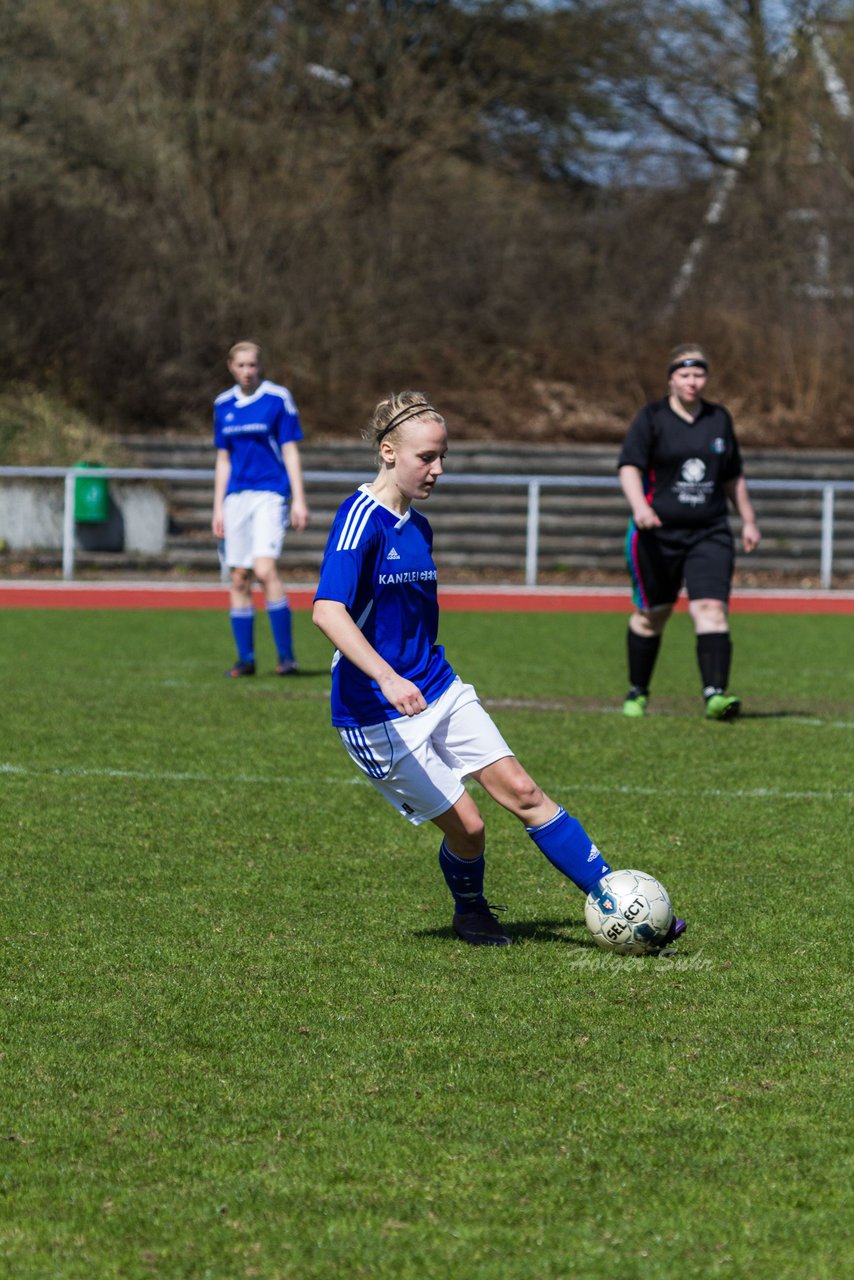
[[0, 0, 852, 441]]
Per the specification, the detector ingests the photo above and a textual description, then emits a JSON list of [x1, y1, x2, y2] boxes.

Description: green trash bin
[[74, 461, 109, 523]]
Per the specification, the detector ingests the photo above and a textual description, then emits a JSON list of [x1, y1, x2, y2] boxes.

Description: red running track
[[1, 581, 854, 613]]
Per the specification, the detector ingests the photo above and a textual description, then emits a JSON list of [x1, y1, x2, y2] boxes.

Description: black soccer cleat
[[275, 659, 299, 676], [225, 660, 256, 678], [452, 902, 511, 946]]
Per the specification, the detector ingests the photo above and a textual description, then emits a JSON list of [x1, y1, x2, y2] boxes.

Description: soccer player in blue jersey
[[619, 344, 761, 720], [212, 341, 310, 677], [312, 391, 686, 946]]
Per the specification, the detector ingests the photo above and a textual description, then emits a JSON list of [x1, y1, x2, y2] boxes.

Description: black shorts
[[625, 520, 735, 609]]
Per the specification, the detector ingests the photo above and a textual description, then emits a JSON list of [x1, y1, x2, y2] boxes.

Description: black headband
[[376, 402, 435, 443], [668, 357, 708, 378]]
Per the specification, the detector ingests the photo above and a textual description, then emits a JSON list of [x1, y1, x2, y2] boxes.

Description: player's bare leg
[[471, 755, 554, 827], [229, 565, 253, 611], [252, 556, 284, 605], [436, 754, 610, 939]]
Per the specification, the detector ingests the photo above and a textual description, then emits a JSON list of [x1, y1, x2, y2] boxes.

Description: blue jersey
[[315, 486, 456, 727], [213, 379, 303, 497]]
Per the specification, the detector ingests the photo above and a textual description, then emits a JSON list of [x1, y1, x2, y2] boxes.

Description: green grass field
[[1, 607, 852, 1279]]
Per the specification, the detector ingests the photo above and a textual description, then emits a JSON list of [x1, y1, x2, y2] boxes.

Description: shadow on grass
[[265, 667, 329, 680], [736, 710, 828, 720], [414, 917, 590, 945], [238, 668, 332, 690]]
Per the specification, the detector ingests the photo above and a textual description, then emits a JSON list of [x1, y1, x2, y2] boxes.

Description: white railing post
[[525, 480, 541, 586], [820, 484, 835, 589], [62, 470, 76, 581]]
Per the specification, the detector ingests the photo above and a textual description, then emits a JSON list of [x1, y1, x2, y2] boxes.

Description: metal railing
[[2, 465, 854, 587]]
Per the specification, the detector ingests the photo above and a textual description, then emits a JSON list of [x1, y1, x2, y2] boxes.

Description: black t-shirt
[[618, 397, 743, 527]]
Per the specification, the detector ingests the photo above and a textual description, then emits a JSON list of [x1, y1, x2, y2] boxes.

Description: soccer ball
[[584, 869, 673, 955]]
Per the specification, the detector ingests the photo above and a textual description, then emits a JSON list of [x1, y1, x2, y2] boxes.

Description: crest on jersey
[[681, 458, 706, 484]]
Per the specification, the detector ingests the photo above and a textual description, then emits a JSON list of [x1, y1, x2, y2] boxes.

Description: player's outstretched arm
[[312, 598, 427, 717]]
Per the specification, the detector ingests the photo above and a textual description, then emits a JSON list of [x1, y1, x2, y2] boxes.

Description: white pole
[[62, 471, 76, 580], [667, 31, 802, 312], [820, 485, 834, 589], [668, 152, 747, 308], [811, 31, 853, 120], [525, 481, 540, 586]]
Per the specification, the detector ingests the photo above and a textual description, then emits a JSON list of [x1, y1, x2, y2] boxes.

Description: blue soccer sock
[[527, 806, 611, 895], [439, 839, 486, 913], [229, 608, 255, 663], [267, 596, 294, 662]]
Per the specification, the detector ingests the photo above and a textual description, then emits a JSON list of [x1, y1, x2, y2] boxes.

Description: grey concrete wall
[[0, 480, 167, 552], [113, 484, 169, 553], [0, 482, 64, 548]]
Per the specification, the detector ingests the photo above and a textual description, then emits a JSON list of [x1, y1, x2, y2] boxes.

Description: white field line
[[0, 762, 361, 785], [577, 783, 854, 801], [1, 762, 852, 801]]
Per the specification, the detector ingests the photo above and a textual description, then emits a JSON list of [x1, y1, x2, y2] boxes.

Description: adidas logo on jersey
[[386, 547, 400, 560]]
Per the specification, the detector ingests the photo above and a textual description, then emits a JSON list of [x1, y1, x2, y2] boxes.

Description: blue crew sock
[[267, 597, 294, 662], [229, 608, 255, 664], [527, 807, 611, 894], [439, 839, 486, 913]]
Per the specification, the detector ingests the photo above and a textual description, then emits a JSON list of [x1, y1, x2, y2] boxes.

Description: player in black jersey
[[617, 345, 761, 719]]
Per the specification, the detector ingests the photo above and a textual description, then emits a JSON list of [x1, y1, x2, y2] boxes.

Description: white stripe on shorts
[[342, 725, 392, 779]]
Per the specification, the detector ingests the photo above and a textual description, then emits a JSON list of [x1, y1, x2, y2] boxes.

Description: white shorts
[[223, 491, 288, 568], [338, 677, 513, 826]]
